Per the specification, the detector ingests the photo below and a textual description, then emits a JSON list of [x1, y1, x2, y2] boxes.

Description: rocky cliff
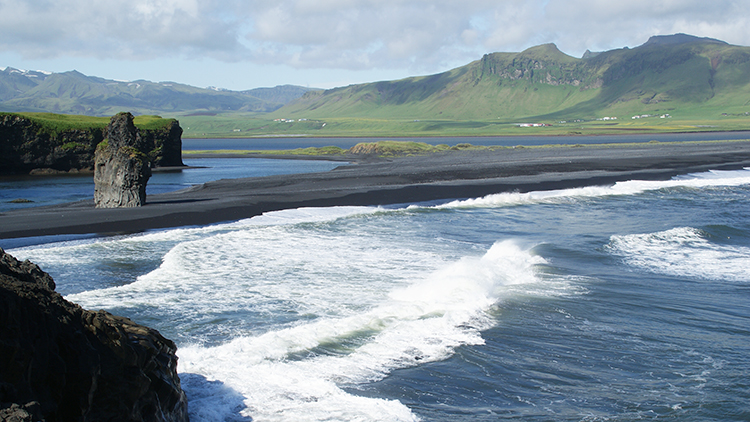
[[0, 112, 183, 176], [0, 248, 189, 422], [94, 113, 152, 208]]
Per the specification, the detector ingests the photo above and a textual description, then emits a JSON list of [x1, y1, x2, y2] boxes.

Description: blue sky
[[2, 0, 749, 91]]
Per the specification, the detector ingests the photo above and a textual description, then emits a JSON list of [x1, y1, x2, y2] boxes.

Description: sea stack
[[94, 112, 151, 208], [0, 248, 189, 421]]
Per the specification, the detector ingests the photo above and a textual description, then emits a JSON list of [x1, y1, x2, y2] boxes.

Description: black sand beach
[[2, 140, 750, 240]]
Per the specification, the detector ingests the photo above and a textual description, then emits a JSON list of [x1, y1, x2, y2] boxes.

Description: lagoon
[[181, 131, 750, 151]]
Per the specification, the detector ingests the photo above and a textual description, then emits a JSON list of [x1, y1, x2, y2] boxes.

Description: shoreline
[[2, 140, 750, 241]]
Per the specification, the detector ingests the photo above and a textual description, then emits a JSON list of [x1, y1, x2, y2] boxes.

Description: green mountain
[[276, 34, 750, 122], [0, 68, 315, 116]]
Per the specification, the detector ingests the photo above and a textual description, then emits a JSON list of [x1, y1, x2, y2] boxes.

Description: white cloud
[[0, 0, 246, 60], [1, 0, 750, 74], [243, 0, 491, 71], [538, 0, 750, 55]]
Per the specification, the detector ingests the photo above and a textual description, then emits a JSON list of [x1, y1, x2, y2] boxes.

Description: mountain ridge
[[0, 68, 316, 116], [639, 33, 728, 48], [275, 33, 750, 122]]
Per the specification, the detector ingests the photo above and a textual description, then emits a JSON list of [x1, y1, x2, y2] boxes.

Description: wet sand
[[2, 141, 750, 240]]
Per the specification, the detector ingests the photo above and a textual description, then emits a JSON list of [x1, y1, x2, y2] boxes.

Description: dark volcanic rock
[[0, 114, 104, 175], [0, 248, 189, 422], [94, 112, 152, 208], [141, 119, 184, 168], [0, 112, 183, 176]]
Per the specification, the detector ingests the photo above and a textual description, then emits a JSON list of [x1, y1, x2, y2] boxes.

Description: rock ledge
[[0, 248, 189, 422]]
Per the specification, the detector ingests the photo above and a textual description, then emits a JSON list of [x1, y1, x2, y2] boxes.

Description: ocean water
[[4, 167, 750, 421]]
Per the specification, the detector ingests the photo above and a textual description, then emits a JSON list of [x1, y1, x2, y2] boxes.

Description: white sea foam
[[606, 227, 750, 282], [227, 206, 383, 228], [8, 206, 380, 295], [65, 207, 428, 319], [11, 207, 381, 257], [427, 168, 750, 209], [176, 240, 546, 422]]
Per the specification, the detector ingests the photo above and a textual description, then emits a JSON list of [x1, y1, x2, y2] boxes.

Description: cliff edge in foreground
[[0, 248, 189, 422]]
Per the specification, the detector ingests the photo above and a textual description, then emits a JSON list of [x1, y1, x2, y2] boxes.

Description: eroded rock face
[[0, 248, 189, 422], [0, 112, 183, 176], [94, 112, 152, 208], [141, 118, 184, 168], [0, 113, 104, 175]]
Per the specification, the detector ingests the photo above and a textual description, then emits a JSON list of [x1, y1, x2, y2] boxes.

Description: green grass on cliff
[[3, 112, 176, 135], [9, 112, 108, 133]]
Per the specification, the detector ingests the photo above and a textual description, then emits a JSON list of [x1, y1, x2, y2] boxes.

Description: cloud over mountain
[[3, 0, 750, 74]]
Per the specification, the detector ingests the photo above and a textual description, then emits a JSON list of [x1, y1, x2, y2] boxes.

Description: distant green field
[[6, 110, 747, 140], [173, 111, 750, 138]]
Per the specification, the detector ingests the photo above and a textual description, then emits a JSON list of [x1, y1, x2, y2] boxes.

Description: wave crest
[[606, 227, 750, 282]]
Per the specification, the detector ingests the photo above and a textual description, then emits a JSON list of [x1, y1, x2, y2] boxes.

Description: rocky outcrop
[[0, 114, 104, 175], [0, 112, 183, 176], [94, 113, 152, 208], [0, 248, 189, 422], [348, 141, 444, 156], [140, 119, 183, 168]]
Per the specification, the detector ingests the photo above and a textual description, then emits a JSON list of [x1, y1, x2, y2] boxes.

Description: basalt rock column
[[94, 112, 152, 208]]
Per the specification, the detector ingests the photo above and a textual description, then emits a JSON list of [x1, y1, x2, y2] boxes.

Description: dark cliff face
[[0, 248, 189, 422], [0, 114, 104, 175], [0, 113, 183, 176], [140, 119, 184, 168]]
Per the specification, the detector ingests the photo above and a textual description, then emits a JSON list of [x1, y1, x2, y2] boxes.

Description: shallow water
[[0, 157, 342, 212], [181, 131, 750, 150], [6, 166, 750, 421]]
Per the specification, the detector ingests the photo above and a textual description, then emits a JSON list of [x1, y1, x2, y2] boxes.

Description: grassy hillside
[[253, 35, 749, 137]]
